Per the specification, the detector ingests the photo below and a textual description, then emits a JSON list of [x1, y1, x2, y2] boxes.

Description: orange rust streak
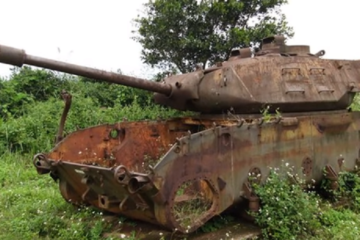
[[48, 120, 191, 171]]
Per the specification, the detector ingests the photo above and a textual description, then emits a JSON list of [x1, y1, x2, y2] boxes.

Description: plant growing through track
[[251, 163, 321, 239]]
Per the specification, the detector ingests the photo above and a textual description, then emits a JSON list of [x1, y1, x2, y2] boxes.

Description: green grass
[[0, 68, 189, 239], [3, 152, 360, 240], [2, 68, 360, 239], [0, 152, 115, 240], [252, 163, 360, 240], [0, 151, 233, 240]]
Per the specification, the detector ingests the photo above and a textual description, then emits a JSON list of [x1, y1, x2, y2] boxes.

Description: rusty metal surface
[[2, 34, 360, 234], [182, 56, 359, 114], [33, 110, 360, 233], [0, 44, 172, 95], [55, 90, 72, 143], [152, 34, 360, 113], [2, 35, 360, 114]]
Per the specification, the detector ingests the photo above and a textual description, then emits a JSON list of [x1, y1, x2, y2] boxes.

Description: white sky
[[0, 0, 359, 78]]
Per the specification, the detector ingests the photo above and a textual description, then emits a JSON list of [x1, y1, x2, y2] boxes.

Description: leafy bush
[[316, 208, 360, 240], [9, 66, 71, 101], [0, 66, 165, 120], [251, 164, 360, 240], [320, 171, 360, 213], [252, 164, 321, 239], [0, 67, 186, 154], [337, 171, 360, 211], [77, 76, 153, 107], [0, 78, 34, 119], [0, 95, 183, 154]]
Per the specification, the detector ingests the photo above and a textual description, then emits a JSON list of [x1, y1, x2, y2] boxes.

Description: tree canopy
[[133, 0, 294, 73]]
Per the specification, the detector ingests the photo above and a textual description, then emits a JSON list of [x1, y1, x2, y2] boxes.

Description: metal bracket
[[55, 90, 72, 143], [243, 182, 260, 213], [324, 165, 339, 190]]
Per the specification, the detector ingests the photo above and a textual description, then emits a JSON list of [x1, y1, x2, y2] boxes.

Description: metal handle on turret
[[0, 44, 172, 95]]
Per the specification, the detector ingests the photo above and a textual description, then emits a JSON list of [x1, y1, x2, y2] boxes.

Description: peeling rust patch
[[32, 111, 360, 233]]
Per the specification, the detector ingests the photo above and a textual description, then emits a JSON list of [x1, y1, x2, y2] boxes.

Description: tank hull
[[34, 110, 360, 233]]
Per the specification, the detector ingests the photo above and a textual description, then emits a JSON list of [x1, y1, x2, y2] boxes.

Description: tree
[[133, 0, 294, 73]]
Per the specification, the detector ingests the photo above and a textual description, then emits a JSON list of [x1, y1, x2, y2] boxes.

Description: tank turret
[[1, 35, 359, 114]]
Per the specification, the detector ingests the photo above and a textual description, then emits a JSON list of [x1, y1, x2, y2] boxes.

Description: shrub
[[9, 66, 71, 101], [0, 94, 185, 154], [252, 163, 321, 239]]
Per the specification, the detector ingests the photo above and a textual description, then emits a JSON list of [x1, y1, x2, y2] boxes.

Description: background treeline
[[0, 67, 182, 155]]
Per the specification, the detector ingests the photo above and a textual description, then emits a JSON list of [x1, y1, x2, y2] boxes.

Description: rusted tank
[[1, 35, 360, 233]]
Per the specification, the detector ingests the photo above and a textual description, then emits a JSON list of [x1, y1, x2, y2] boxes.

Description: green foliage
[[311, 173, 360, 240], [252, 165, 360, 240], [252, 164, 321, 239], [350, 93, 360, 111], [77, 76, 153, 107], [0, 153, 112, 240], [199, 215, 235, 233], [9, 66, 71, 101], [321, 171, 360, 212], [6, 64, 360, 240], [0, 65, 184, 239], [0, 77, 33, 119], [133, 0, 294, 73], [315, 208, 360, 240], [0, 67, 185, 155], [0, 95, 183, 154], [260, 105, 281, 122], [0, 98, 63, 153], [338, 171, 360, 211]]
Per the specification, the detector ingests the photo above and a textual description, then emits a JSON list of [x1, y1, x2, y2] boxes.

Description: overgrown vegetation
[[0, 67, 184, 155], [0, 67, 186, 239], [252, 164, 321, 239], [251, 162, 360, 240], [3, 67, 360, 239], [0, 152, 111, 239]]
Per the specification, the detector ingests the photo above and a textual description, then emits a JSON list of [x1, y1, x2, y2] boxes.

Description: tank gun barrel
[[0, 44, 172, 95]]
